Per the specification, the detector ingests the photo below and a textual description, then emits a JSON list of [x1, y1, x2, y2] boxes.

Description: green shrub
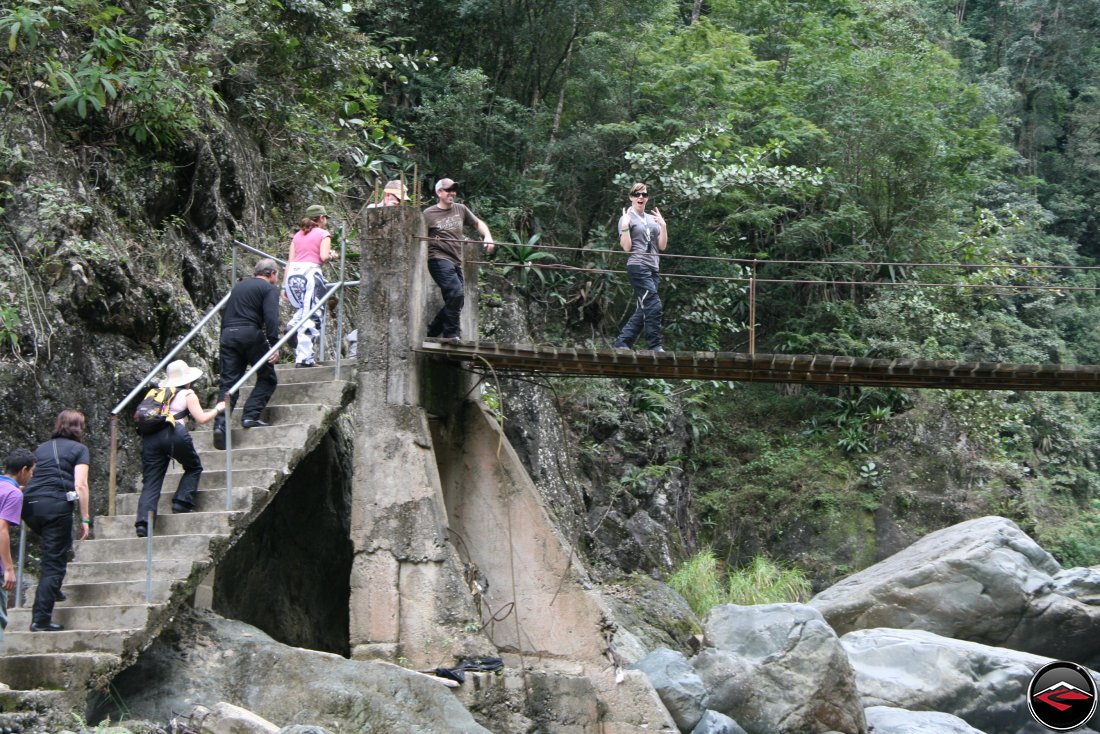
[[668, 550, 812, 618], [667, 550, 724, 617], [726, 556, 812, 606]]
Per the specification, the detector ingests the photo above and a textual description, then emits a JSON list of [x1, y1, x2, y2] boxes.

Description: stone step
[[237, 380, 351, 407], [0, 687, 83, 716], [95, 511, 237, 540], [74, 534, 222, 563], [8, 603, 159, 631], [25, 578, 174, 608], [166, 446, 294, 473], [189, 422, 313, 452], [0, 652, 122, 691], [128, 468, 281, 494], [271, 363, 353, 383], [3, 627, 144, 655], [63, 558, 195, 584], [115, 486, 264, 515]]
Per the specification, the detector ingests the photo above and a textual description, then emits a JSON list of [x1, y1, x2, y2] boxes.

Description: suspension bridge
[[410, 231, 1100, 392]]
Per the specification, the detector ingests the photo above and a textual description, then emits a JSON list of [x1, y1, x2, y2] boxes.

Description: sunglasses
[[442, 187, 459, 193], [631, 192, 649, 199]]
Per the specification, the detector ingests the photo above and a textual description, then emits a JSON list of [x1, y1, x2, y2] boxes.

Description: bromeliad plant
[[498, 232, 557, 290]]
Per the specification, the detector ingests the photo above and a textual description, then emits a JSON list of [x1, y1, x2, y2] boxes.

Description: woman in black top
[[21, 409, 92, 631]]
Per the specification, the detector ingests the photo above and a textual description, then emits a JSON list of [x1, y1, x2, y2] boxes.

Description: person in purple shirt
[[0, 448, 34, 633]]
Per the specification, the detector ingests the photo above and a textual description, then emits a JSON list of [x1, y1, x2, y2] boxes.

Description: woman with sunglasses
[[612, 182, 668, 352]]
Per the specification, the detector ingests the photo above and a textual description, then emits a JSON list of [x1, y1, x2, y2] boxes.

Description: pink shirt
[[291, 227, 331, 265]]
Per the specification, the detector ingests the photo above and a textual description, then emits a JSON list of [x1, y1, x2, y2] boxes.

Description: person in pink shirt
[[286, 204, 337, 367]]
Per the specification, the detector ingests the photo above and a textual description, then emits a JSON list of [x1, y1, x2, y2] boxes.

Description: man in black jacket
[[213, 258, 281, 450]]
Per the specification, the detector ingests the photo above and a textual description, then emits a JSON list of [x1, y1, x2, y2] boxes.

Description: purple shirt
[[0, 476, 23, 574]]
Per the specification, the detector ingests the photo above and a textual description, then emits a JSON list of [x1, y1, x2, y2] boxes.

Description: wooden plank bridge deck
[[418, 341, 1100, 392]]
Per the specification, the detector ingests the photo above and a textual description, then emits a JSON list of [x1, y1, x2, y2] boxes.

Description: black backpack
[[133, 386, 179, 434]]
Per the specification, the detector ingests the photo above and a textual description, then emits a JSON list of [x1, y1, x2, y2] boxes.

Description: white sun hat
[[159, 359, 204, 388]]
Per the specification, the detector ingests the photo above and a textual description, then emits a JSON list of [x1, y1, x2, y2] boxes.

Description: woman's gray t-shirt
[[624, 210, 662, 270]]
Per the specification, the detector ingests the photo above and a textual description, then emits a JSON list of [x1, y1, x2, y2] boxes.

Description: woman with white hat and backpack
[[135, 359, 224, 538]]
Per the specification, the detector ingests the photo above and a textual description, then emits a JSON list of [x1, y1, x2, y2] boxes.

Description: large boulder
[[1005, 565, 1100, 663], [864, 706, 988, 733], [632, 648, 709, 732], [810, 516, 1100, 666], [101, 610, 489, 733], [841, 628, 1100, 734], [690, 710, 747, 734], [692, 604, 866, 734]]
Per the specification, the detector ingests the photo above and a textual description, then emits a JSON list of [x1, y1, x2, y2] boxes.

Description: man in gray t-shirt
[[422, 177, 495, 342], [612, 181, 668, 351]]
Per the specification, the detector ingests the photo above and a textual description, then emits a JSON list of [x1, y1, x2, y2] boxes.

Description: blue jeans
[[614, 265, 662, 349], [427, 258, 464, 338]]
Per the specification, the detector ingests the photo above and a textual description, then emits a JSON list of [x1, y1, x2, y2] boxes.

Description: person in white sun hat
[[135, 359, 225, 538]]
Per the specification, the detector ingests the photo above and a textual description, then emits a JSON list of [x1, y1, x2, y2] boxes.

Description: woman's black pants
[[22, 496, 73, 627]]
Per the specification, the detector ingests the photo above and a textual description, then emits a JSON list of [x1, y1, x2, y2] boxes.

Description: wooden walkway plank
[[416, 342, 1100, 392]]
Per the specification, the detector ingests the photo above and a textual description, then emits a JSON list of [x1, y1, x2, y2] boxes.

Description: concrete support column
[[349, 206, 487, 666]]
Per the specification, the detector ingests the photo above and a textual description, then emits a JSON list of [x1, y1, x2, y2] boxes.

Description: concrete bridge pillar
[[348, 206, 487, 665], [348, 207, 677, 731]]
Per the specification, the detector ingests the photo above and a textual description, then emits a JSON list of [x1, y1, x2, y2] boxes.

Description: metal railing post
[[14, 522, 26, 607], [749, 260, 758, 356], [145, 510, 154, 604], [225, 391, 234, 511], [335, 226, 347, 380], [231, 248, 238, 289], [108, 415, 118, 517]]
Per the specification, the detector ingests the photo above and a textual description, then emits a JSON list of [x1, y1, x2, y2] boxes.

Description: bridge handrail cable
[[421, 235, 1100, 274]]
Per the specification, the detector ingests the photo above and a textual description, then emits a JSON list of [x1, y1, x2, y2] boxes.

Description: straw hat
[[159, 359, 203, 388]]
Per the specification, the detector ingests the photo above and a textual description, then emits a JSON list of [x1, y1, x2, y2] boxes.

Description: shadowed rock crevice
[[212, 425, 354, 655]]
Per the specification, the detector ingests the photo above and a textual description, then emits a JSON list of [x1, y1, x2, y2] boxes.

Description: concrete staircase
[[0, 362, 354, 717]]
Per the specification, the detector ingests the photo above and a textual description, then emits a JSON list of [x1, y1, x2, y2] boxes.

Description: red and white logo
[[1028, 661, 1098, 731]]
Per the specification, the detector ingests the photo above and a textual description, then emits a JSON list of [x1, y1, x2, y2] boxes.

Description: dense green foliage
[[5, 0, 1100, 578]]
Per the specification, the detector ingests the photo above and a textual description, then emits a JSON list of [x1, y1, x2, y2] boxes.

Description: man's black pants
[[215, 326, 278, 431]]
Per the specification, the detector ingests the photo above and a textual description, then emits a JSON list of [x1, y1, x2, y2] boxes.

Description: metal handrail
[[222, 280, 349, 509], [107, 240, 289, 516]]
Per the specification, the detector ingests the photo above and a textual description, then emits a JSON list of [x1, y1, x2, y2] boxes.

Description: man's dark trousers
[[427, 258, 465, 338], [214, 326, 278, 432]]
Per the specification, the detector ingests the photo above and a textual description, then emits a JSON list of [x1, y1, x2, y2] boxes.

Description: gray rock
[[103, 610, 489, 734], [842, 628, 1100, 734], [198, 702, 279, 733], [864, 706, 987, 733], [694, 604, 867, 734], [690, 709, 747, 734], [810, 516, 1100, 666], [631, 648, 708, 732], [1006, 565, 1100, 664], [278, 728, 335, 734]]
